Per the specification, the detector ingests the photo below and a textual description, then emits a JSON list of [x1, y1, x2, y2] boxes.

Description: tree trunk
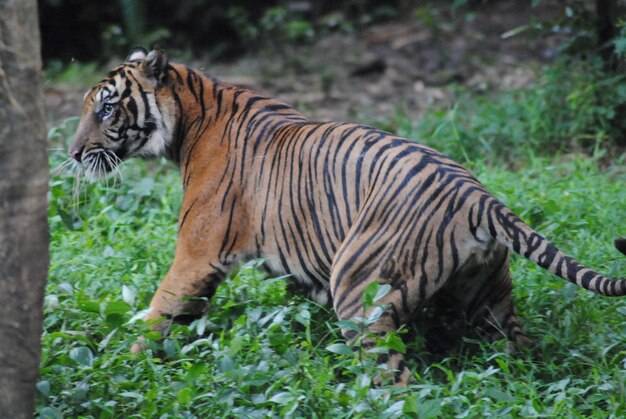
[[0, 0, 49, 417], [596, 0, 618, 70]]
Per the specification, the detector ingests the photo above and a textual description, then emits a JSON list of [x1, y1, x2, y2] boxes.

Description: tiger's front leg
[[130, 261, 229, 353], [131, 192, 248, 353], [143, 257, 229, 333]]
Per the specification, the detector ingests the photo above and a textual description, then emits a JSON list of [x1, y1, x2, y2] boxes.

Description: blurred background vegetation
[[40, 0, 410, 63], [38, 0, 626, 65], [39, 0, 626, 157]]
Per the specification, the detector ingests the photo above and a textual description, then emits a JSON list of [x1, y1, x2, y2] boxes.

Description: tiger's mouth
[[82, 148, 123, 180]]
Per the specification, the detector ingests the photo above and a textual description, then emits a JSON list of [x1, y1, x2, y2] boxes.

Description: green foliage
[[327, 283, 409, 386], [44, 61, 100, 86], [374, 58, 626, 165], [261, 6, 315, 44], [613, 21, 626, 60], [493, 2, 599, 57], [228, 1, 408, 54]]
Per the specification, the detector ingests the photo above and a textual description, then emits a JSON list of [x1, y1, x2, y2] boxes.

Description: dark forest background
[[38, 0, 626, 66], [39, 1, 424, 62]]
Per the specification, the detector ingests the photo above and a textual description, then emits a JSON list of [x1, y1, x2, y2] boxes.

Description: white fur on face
[[133, 92, 174, 159]]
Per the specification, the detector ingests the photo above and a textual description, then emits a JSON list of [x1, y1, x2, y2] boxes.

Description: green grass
[[42, 145, 626, 418], [40, 60, 626, 417]]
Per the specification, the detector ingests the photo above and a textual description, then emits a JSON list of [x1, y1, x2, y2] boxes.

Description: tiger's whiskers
[[72, 167, 84, 208], [51, 157, 76, 177]]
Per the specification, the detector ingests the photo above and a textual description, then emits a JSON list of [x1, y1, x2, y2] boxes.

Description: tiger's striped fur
[[70, 48, 626, 385]]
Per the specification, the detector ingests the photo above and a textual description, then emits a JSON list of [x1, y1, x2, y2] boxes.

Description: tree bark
[[0, 0, 49, 417]]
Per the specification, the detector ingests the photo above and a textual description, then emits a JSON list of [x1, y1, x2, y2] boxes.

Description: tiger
[[69, 47, 626, 386]]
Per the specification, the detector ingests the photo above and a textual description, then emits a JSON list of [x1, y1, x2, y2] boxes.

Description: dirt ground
[[44, 1, 564, 127]]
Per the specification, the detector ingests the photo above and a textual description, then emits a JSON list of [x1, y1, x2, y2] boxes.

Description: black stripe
[[178, 198, 198, 231]]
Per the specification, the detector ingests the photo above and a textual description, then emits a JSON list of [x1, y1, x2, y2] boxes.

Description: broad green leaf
[[335, 319, 362, 331], [144, 331, 163, 341], [122, 285, 136, 305], [403, 396, 419, 415], [373, 284, 392, 302], [295, 307, 310, 326], [77, 299, 100, 314], [163, 338, 178, 357], [39, 407, 63, 419], [37, 380, 51, 397], [269, 391, 294, 405], [383, 400, 405, 416], [385, 334, 406, 353], [103, 301, 131, 316], [227, 335, 244, 356], [484, 387, 513, 402], [326, 343, 353, 355], [366, 306, 384, 324], [119, 391, 144, 401], [177, 387, 193, 405], [363, 282, 391, 308], [69, 346, 93, 367], [57, 282, 74, 295]]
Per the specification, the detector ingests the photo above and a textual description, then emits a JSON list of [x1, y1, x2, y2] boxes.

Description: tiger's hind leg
[[331, 284, 412, 386], [328, 227, 476, 385], [330, 249, 418, 386], [445, 245, 532, 351]]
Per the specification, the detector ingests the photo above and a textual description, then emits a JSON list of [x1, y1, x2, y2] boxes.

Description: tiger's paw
[[130, 337, 147, 354]]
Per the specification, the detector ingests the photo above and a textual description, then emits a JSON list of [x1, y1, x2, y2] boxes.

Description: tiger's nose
[[70, 146, 84, 163]]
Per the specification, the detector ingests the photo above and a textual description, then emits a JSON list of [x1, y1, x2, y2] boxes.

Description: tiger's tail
[[475, 195, 626, 296]]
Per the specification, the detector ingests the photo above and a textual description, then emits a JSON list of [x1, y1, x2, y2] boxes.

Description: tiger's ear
[[141, 47, 169, 86], [127, 47, 148, 62]]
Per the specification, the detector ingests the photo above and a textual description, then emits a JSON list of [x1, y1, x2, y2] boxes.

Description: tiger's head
[[70, 47, 175, 179]]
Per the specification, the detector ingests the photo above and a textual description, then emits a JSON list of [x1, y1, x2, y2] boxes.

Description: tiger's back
[[245, 120, 492, 305]]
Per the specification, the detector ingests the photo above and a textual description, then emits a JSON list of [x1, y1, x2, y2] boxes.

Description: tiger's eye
[[103, 103, 114, 116]]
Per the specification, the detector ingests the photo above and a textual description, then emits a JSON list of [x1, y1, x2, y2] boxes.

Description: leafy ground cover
[[40, 64, 626, 417]]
